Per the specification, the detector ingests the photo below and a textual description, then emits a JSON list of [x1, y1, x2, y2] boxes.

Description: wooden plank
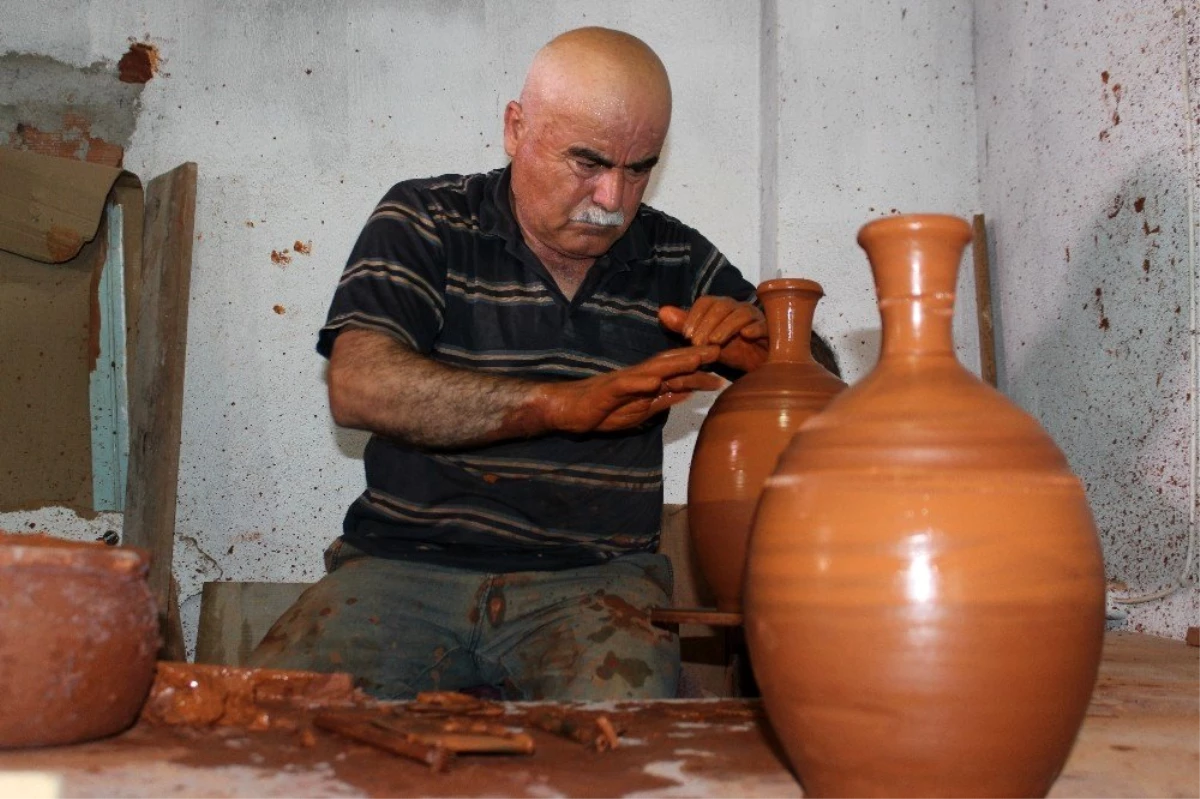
[[195, 581, 311, 666], [650, 608, 743, 627], [971, 214, 998, 387], [313, 713, 454, 771], [122, 162, 197, 659]]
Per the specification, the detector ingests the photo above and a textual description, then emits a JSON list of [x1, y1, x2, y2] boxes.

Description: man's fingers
[[662, 299, 769, 355], [607, 374, 667, 396], [662, 372, 726, 393], [646, 391, 696, 416], [668, 297, 766, 348], [708, 305, 765, 345], [657, 305, 688, 334], [633, 345, 720, 378], [563, 340, 738, 433], [680, 296, 723, 342], [739, 318, 769, 341]]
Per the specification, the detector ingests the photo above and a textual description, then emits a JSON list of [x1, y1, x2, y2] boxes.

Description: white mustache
[[571, 206, 625, 227]]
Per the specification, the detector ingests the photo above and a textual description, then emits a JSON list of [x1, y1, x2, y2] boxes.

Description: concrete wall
[[2, 0, 984, 652], [663, 0, 984, 505], [975, 0, 1199, 637], [769, 0, 982, 381]]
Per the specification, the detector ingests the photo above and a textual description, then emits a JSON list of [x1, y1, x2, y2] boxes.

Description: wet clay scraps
[[139, 661, 371, 744], [139, 665, 624, 773]]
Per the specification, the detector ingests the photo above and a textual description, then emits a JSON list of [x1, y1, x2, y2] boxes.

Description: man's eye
[[575, 159, 602, 172]]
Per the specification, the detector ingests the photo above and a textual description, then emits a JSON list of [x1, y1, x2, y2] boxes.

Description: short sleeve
[[687, 230, 758, 306], [316, 182, 447, 358]]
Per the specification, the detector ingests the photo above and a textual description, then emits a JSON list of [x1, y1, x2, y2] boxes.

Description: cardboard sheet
[[0, 148, 142, 514]]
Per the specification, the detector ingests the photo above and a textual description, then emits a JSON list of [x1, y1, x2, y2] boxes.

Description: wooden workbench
[[0, 632, 1194, 798]]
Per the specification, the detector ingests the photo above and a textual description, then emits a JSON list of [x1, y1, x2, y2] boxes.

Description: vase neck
[[758, 278, 823, 364], [857, 215, 973, 358], [878, 294, 956, 357]]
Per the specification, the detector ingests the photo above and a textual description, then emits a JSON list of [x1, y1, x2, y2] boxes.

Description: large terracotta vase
[[0, 533, 159, 747], [688, 278, 846, 612], [743, 215, 1106, 797]]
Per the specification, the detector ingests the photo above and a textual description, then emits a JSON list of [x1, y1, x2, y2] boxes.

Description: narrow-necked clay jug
[[743, 215, 1105, 798], [688, 278, 846, 612]]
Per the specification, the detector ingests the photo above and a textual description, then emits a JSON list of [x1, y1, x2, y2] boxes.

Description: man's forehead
[[536, 105, 665, 153]]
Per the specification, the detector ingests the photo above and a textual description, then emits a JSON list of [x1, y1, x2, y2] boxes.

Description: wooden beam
[[195, 581, 310, 666], [972, 214, 998, 387], [122, 162, 197, 659]]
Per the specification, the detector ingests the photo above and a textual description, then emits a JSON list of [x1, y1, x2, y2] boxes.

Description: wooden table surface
[[0, 631, 1194, 798]]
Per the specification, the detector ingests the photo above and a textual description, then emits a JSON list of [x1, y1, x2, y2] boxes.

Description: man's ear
[[503, 101, 523, 158]]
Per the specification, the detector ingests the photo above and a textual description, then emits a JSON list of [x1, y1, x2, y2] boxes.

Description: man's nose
[[592, 168, 625, 211]]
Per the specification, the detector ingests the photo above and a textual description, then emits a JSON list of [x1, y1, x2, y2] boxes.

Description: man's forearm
[[328, 327, 725, 449], [328, 328, 548, 449]]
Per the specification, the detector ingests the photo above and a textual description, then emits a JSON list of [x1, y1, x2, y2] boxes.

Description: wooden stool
[[650, 607, 757, 697]]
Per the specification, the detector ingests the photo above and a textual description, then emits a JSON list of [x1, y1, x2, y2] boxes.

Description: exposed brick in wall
[[11, 111, 124, 168], [0, 52, 141, 169]]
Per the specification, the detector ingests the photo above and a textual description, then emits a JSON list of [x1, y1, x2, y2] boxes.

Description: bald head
[[520, 27, 672, 132]]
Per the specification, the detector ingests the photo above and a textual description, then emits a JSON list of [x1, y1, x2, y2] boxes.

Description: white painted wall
[[769, 0, 982, 381], [664, 0, 983, 503], [975, 0, 1199, 637], [0, 0, 983, 654]]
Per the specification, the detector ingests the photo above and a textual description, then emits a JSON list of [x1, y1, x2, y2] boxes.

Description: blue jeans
[[247, 540, 679, 701]]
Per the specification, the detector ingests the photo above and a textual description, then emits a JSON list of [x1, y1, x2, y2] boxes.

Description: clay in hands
[[540, 345, 724, 433], [659, 298, 768, 374]]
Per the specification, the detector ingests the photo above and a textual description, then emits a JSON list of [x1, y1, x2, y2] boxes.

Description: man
[[250, 27, 794, 700]]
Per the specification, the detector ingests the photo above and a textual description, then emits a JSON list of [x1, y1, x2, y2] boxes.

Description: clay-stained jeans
[[247, 541, 679, 701]]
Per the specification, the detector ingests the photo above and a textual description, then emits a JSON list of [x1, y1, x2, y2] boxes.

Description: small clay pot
[[0, 533, 159, 748], [688, 278, 845, 612]]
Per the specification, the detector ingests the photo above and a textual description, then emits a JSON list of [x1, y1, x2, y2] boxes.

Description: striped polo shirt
[[318, 166, 756, 572]]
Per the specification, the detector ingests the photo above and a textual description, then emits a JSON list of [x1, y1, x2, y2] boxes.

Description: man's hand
[[659, 297, 768, 373], [537, 345, 724, 433]]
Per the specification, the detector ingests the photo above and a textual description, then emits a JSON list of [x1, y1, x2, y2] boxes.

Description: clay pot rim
[[857, 213, 972, 247], [757, 277, 824, 297], [0, 533, 148, 576]]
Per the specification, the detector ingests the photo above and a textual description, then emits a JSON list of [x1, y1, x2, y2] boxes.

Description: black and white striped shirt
[[318, 166, 755, 571]]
